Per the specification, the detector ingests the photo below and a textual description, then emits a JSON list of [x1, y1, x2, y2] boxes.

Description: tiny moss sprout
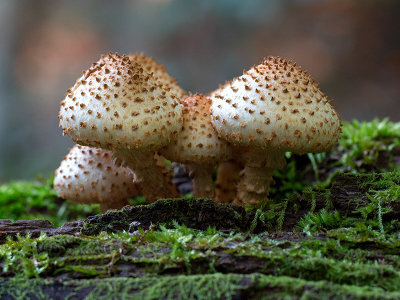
[[296, 209, 342, 233]]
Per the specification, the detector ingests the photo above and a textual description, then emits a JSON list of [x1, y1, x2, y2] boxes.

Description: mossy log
[[1, 228, 400, 299], [1, 172, 400, 299], [81, 198, 253, 235], [0, 172, 399, 243]]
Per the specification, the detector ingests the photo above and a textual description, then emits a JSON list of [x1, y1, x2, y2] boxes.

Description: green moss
[[251, 273, 400, 299], [1, 273, 400, 299], [340, 118, 400, 170], [0, 178, 99, 226], [0, 233, 50, 277], [0, 276, 48, 300], [82, 198, 246, 235], [79, 274, 247, 300], [270, 119, 400, 204], [296, 209, 342, 232], [64, 273, 400, 299], [290, 171, 400, 245], [0, 179, 147, 227], [2, 224, 400, 293], [350, 172, 400, 235]]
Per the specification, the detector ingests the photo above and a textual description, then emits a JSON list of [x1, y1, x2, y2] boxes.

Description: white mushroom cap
[[129, 53, 186, 100], [210, 56, 341, 154], [161, 94, 232, 164], [58, 52, 182, 153], [54, 145, 138, 206]]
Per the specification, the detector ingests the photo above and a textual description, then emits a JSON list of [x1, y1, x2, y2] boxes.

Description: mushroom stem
[[113, 149, 179, 202], [215, 160, 241, 203], [234, 149, 286, 206], [186, 163, 214, 198]]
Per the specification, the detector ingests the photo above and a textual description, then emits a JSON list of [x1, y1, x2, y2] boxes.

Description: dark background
[[0, 0, 399, 181]]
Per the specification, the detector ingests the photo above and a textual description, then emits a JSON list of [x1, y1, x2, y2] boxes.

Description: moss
[[1, 273, 400, 299], [251, 273, 400, 299], [296, 209, 342, 232], [2, 173, 399, 286], [2, 224, 400, 293], [82, 198, 249, 235], [0, 233, 51, 277], [289, 171, 400, 238], [339, 118, 400, 171], [0, 178, 99, 226], [78, 274, 248, 300], [269, 119, 400, 204]]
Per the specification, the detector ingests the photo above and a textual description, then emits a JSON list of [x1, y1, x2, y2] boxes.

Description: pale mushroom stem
[[215, 160, 241, 204], [187, 163, 214, 198], [113, 149, 179, 202], [234, 149, 286, 206]]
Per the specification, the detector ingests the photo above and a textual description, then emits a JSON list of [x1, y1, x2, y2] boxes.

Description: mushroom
[[58, 53, 182, 202], [161, 94, 232, 198], [215, 160, 241, 203], [128, 52, 187, 191], [54, 145, 138, 212], [128, 53, 186, 100], [210, 56, 341, 206]]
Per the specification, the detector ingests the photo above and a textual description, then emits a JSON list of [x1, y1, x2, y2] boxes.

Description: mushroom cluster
[[56, 53, 341, 209]]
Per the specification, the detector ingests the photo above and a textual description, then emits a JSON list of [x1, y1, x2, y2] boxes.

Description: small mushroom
[[54, 145, 138, 212], [58, 53, 182, 202], [161, 94, 232, 198], [210, 56, 341, 205]]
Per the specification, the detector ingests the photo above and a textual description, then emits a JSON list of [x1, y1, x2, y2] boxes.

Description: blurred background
[[0, 0, 399, 181]]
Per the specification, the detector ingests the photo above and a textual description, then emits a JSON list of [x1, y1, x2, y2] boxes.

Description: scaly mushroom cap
[[59, 52, 182, 152], [210, 56, 341, 154], [129, 53, 186, 99], [54, 145, 138, 205], [161, 94, 232, 164]]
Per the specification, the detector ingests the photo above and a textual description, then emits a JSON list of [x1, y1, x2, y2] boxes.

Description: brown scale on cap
[[58, 53, 182, 202], [53, 145, 138, 212], [209, 56, 341, 206], [128, 53, 186, 100], [161, 94, 232, 198], [59, 53, 182, 151]]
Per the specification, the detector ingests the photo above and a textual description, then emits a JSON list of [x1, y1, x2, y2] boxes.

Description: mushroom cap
[[210, 56, 341, 154], [129, 53, 186, 99], [53, 145, 138, 205], [59, 52, 182, 152], [161, 94, 232, 164]]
